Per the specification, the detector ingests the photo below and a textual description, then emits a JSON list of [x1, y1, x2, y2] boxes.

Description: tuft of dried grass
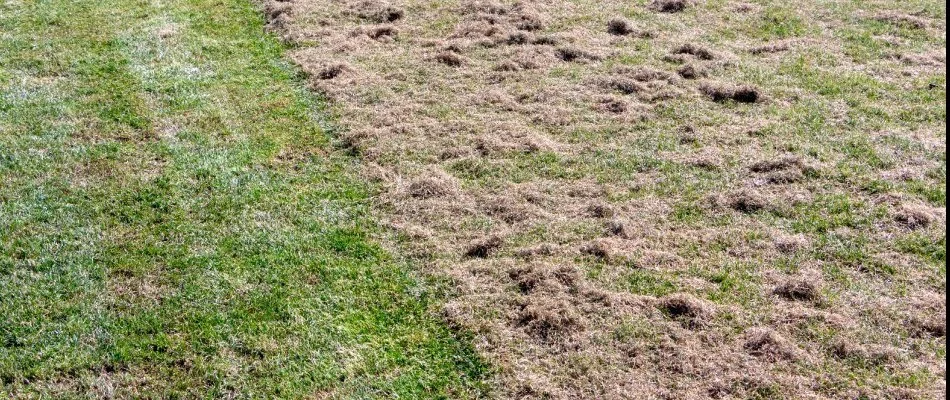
[[465, 235, 504, 258], [650, 0, 691, 13], [658, 293, 712, 326], [672, 43, 716, 60], [317, 63, 352, 80], [831, 339, 902, 365], [676, 64, 705, 79], [556, 46, 601, 63], [895, 204, 935, 230], [516, 297, 585, 340], [726, 190, 770, 213], [774, 276, 822, 302], [408, 175, 455, 199], [743, 328, 800, 362], [607, 18, 636, 36], [700, 83, 762, 103], [875, 13, 929, 29]]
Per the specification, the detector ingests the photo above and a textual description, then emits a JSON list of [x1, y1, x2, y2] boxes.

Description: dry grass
[[264, 0, 946, 397]]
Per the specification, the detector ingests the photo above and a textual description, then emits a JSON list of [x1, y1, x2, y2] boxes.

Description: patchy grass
[[0, 0, 489, 398], [267, 0, 945, 397]]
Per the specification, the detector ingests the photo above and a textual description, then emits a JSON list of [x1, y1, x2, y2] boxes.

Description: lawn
[[266, 0, 946, 398], [0, 0, 488, 398]]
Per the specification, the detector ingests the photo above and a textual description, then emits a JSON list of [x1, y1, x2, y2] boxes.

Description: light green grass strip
[[0, 0, 489, 398]]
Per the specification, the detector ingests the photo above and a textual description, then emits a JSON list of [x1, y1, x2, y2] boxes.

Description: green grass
[[0, 0, 488, 398]]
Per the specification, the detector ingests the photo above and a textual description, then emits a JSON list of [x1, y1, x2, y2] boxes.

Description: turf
[[0, 0, 489, 398], [263, 0, 946, 397]]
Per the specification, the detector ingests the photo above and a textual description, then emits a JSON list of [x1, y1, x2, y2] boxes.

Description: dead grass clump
[[831, 340, 901, 365], [602, 77, 645, 95], [765, 170, 804, 184], [726, 190, 769, 213], [607, 18, 636, 36], [688, 155, 720, 171], [894, 205, 935, 230], [743, 328, 800, 361], [366, 25, 397, 41], [751, 156, 806, 184], [434, 51, 465, 67], [650, 0, 691, 13], [750, 42, 791, 55], [509, 266, 549, 294], [516, 297, 584, 340], [512, 11, 544, 31], [658, 293, 712, 326], [483, 197, 530, 224], [585, 202, 615, 218], [504, 31, 532, 45], [624, 67, 674, 82], [750, 156, 803, 173], [531, 35, 558, 46], [317, 63, 351, 80], [265, 2, 291, 19], [354, 1, 405, 23], [465, 235, 504, 258], [606, 219, 632, 238], [910, 315, 946, 338], [408, 176, 454, 199], [700, 83, 761, 103], [556, 47, 601, 63], [774, 276, 821, 302], [515, 243, 557, 259], [672, 43, 716, 60], [875, 13, 929, 30], [463, 0, 508, 16], [733, 2, 760, 13], [597, 97, 628, 114], [773, 234, 808, 254], [494, 60, 523, 72], [677, 64, 705, 79], [551, 265, 580, 289], [580, 240, 611, 261]]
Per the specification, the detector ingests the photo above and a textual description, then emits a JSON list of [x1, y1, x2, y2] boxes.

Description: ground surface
[[1, 0, 946, 399], [0, 0, 489, 398], [265, 0, 947, 398]]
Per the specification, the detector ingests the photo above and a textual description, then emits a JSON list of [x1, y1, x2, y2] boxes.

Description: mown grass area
[[0, 0, 488, 398]]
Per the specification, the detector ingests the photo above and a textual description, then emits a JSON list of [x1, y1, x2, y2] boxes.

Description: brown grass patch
[[434, 51, 466, 67], [700, 83, 762, 103], [831, 340, 902, 365], [269, 0, 948, 396], [606, 18, 650, 38], [749, 156, 803, 173], [365, 25, 398, 41], [726, 190, 770, 213], [317, 63, 352, 80], [353, 0, 405, 23], [555, 46, 601, 63], [658, 293, 712, 326], [875, 12, 929, 29], [909, 315, 946, 338], [750, 42, 791, 55], [773, 276, 822, 302], [894, 204, 935, 230], [743, 328, 800, 361], [408, 175, 455, 199], [465, 235, 504, 258], [672, 43, 716, 60], [650, 0, 691, 13], [676, 63, 705, 79], [516, 297, 585, 340]]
